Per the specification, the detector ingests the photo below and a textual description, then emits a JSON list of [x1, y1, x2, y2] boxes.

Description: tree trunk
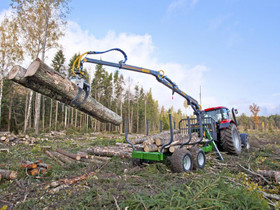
[[42, 95, 45, 131], [64, 105, 67, 128], [34, 92, 41, 134], [49, 99, 53, 128], [9, 63, 122, 125], [75, 109, 77, 127], [8, 84, 14, 131], [24, 90, 33, 134], [0, 78, 3, 129], [55, 101, 58, 130]]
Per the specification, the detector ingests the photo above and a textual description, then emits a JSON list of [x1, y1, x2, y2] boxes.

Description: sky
[[0, 0, 280, 116]]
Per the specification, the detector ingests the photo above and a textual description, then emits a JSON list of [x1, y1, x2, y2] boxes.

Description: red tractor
[[203, 106, 249, 155]]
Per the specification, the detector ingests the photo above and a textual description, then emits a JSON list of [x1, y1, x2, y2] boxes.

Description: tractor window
[[204, 110, 222, 122], [221, 109, 230, 120]]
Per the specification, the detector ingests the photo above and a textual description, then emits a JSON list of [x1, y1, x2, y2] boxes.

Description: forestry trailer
[[71, 48, 249, 172]]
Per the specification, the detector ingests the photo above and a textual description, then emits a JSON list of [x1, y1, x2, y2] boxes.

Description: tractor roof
[[204, 106, 228, 112]]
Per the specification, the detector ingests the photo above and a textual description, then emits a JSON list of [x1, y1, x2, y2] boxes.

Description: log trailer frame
[[71, 48, 248, 172]]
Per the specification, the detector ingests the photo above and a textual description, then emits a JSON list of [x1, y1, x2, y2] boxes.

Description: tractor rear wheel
[[221, 123, 241, 155], [170, 148, 193, 172], [190, 147, 206, 170]]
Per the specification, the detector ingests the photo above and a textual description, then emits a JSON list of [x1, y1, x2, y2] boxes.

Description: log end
[[25, 59, 41, 77], [8, 65, 22, 80], [10, 171, 18, 179]]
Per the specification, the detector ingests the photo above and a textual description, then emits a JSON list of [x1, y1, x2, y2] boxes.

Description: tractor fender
[[219, 120, 235, 129]]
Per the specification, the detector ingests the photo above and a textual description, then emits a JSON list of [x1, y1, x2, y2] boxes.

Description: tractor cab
[[203, 106, 238, 129]]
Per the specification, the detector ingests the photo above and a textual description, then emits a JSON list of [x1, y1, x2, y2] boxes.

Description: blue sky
[[1, 0, 280, 116]]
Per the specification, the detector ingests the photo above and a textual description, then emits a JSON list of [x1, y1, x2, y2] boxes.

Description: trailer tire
[[170, 148, 193, 172], [221, 123, 241, 155], [240, 133, 250, 151], [190, 147, 206, 170]]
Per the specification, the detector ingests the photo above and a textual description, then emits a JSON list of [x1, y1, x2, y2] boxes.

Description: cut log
[[257, 170, 280, 183], [0, 169, 17, 180], [45, 150, 64, 166], [169, 145, 181, 153], [37, 163, 52, 170], [56, 148, 81, 161], [89, 155, 111, 162], [0, 174, 2, 181], [77, 151, 89, 159], [87, 147, 131, 158], [131, 129, 179, 144], [51, 151, 75, 164], [9, 64, 121, 125], [157, 147, 168, 153], [29, 168, 39, 176], [144, 144, 158, 152], [19, 161, 37, 169], [0, 148, 9, 153]]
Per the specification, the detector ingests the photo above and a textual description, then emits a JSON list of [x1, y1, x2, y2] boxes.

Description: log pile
[[85, 131, 202, 159], [0, 132, 38, 146], [130, 131, 200, 153], [19, 160, 51, 176]]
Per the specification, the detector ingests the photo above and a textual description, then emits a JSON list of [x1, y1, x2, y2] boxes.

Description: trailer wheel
[[221, 123, 241, 155], [240, 133, 250, 151], [190, 147, 206, 170], [170, 149, 193, 172]]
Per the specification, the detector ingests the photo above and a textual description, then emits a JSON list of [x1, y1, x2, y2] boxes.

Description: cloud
[[167, 0, 198, 14], [46, 20, 210, 114], [209, 14, 231, 31]]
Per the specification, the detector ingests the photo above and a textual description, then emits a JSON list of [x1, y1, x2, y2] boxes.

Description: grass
[[1, 130, 279, 209]]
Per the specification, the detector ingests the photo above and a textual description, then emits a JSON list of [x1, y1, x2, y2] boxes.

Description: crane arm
[[72, 48, 201, 115]]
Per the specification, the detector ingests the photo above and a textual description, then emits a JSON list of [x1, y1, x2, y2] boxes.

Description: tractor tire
[[240, 133, 250, 151], [170, 148, 193, 172], [190, 147, 206, 170], [220, 123, 242, 155]]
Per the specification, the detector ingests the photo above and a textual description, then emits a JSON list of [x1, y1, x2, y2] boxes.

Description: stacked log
[[87, 146, 132, 158]]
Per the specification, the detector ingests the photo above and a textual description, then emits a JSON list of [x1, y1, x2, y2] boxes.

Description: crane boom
[[72, 48, 201, 115]]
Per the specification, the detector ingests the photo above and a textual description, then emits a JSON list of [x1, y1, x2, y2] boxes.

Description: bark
[[49, 99, 53, 128], [0, 78, 3, 128], [34, 92, 41, 134], [19, 161, 37, 169], [56, 148, 81, 161], [55, 101, 58, 130], [87, 147, 131, 158], [9, 63, 122, 125], [45, 150, 64, 166], [0, 169, 17, 179], [144, 144, 158, 152], [51, 151, 74, 164], [257, 170, 280, 183], [131, 129, 179, 144], [155, 133, 189, 146], [8, 84, 14, 131]]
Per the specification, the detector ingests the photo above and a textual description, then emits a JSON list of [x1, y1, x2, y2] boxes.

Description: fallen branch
[[238, 164, 271, 184]]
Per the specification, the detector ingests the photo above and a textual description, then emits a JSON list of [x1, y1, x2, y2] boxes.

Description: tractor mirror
[[234, 109, 238, 114]]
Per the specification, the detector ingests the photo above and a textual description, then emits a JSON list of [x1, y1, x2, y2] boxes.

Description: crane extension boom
[[71, 48, 201, 115]]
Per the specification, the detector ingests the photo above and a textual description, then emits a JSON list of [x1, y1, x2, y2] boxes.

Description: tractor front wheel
[[221, 123, 242, 155], [170, 148, 193, 172]]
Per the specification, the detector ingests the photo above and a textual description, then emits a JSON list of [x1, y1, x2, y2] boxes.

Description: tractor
[[70, 48, 249, 173], [203, 106, 250, 155]]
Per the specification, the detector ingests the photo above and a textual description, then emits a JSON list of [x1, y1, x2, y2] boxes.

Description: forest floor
[[0, 129, 279, 209]]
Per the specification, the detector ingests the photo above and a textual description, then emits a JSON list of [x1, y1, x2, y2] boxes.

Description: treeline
[[238, 114, 280, 131], [0, 50, 185, 134]]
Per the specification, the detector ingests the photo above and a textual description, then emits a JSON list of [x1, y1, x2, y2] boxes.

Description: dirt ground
[[0, 130, 279, 209]]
